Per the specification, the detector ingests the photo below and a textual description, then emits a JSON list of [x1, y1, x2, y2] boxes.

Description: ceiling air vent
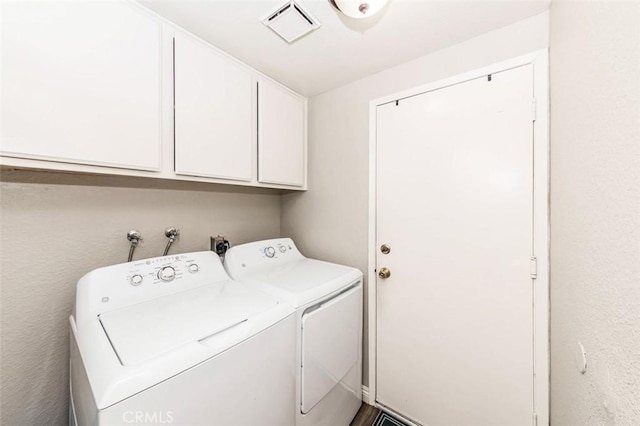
[[262, 1, 321, 43]]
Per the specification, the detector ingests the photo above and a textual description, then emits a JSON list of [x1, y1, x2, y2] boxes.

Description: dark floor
[[350, 403, 381, 426]]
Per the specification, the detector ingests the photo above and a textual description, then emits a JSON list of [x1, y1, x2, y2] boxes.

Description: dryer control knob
[[278, 246, 287, 253], [158, 266, 176, 282], [264, 246, 276, 258], [188, 263, 199, 273]]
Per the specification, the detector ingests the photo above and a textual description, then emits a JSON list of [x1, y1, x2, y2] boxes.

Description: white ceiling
[[142, 0, 550, 96]]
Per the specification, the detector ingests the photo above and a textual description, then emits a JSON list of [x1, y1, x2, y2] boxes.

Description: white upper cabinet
[[1, 2, 307, 190], [1, 2, 162, 171], [258, 79, 306, 187], [173, 34, 253, 181]]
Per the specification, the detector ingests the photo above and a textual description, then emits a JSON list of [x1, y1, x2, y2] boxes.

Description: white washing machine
[[224, 238, 363, 426], [69, 251, 296, 426]]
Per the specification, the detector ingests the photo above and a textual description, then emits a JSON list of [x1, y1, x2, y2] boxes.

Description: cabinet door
[[258, 79, 305, 187], [1, 2, 162, 171], [174, 34, 253, 181]]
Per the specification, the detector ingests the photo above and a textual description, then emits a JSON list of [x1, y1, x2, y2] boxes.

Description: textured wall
[[281, 12, 549, 387], [549, 1, 640, 425], [0, 170, 281, 425]]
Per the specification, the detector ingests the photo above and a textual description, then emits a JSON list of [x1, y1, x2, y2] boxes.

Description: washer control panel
[[123, 254, 202, 287], [75, 251, 232, 325]]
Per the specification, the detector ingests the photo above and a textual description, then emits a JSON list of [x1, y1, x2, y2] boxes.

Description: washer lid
[[243, 259, 362, 307], [99, 281, 279, 366]]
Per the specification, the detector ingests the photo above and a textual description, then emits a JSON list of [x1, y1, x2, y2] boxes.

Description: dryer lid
[[99, 281, 279, 366]]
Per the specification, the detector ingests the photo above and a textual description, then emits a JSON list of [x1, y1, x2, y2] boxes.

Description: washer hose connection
[[126, 230, 142, 262], [163, 227, 180, 256]]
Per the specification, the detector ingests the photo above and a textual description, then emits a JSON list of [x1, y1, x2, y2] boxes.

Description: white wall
[[0, 170, 281, 424], [281, 11, 549, 387], [549, 1, 640, 424]]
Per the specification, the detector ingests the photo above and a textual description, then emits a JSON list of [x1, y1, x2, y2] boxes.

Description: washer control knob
[[264, 246, 276, 258], [278, 246, 287, 253], [130, 274, 143, 286], [188, 263, 199, 273], [158, 266, 176, 282]]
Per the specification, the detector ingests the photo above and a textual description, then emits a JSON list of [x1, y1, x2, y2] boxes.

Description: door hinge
[[532, 98, 537, 122], [533, 412, 538, 426], [530, 256, 538, 279]]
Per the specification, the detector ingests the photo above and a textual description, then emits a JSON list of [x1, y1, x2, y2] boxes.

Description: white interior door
[[376, 65, 535, 426]]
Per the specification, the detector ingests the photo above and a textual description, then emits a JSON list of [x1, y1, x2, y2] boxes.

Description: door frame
[[367, 49, 549, 425]]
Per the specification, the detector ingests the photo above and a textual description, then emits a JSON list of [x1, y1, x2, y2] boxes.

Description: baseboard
[[362, 385, 370, 405]]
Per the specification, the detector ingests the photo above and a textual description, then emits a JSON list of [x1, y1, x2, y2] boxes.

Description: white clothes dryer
[[224, 238, 363, 426], [69, 251, 296, 426]]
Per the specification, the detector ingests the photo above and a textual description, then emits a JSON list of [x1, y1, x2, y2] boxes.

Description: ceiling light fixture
[[331, 0, 389, 19]]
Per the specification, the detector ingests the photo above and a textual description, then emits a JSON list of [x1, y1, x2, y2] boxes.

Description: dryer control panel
[[261, 240, 295, 259], [74, 251, 231, 326], [224, 238, 305, 281]]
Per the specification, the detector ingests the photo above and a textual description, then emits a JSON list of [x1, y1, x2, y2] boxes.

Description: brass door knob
[[378, 267, 391, 279], [380, 244, 391, 254]]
